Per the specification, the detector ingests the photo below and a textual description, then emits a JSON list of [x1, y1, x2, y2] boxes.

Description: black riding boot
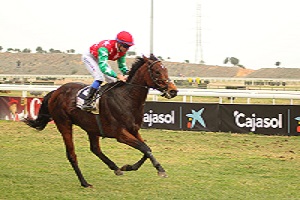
[[82, 87, 97, 111]]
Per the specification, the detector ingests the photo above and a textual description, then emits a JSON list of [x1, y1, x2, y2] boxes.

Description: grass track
[[0, 120, 299, 200]]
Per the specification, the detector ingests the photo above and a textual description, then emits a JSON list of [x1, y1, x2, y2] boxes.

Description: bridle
[[124, 59, 170, 93], [147, 60, 170, 94]]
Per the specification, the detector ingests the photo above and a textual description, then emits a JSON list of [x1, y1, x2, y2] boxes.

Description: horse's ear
[[149, 53, 157, 60], [142, 54, 149, 62]]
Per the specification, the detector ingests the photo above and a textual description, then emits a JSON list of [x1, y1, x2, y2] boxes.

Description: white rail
[[1, 74, 300, 82], [149, 88, 300, 104], [1, 84, 300, 104]]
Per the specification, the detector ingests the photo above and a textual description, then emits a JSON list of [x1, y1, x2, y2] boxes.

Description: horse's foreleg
[[146, 150, 168, 178], [59, 125, 92, 187], [120, 133, 149, 171], [117, 131, 167, 177], [88, 134, 123, 176]]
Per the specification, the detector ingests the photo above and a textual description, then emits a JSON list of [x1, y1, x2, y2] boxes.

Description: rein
[[124, 82, 148, 89], [93, 81, 123, 101], [93, 59, 169, 99]]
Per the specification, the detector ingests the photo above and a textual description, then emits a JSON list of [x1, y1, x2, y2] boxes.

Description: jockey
[[81, 31, 134, 111]]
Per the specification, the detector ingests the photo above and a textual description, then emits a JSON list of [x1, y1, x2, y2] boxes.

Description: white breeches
[[81, 51, 116, 83]]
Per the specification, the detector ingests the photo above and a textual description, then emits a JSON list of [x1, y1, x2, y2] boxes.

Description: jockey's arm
[[117, 55, 129, 75], [98, 47, 117, 78]]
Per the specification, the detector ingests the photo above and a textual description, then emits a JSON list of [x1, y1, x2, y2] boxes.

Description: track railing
[[1, 84, 300, 104]]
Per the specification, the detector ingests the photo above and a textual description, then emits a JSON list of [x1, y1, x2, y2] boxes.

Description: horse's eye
[[155, 71, 161, 76]]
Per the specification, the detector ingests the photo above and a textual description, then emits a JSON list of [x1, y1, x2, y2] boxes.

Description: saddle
[[76, 82, 123, 114], [76, 86, 100, 114]]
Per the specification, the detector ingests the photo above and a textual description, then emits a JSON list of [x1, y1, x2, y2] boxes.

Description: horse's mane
[[127, 54, 159, 82]]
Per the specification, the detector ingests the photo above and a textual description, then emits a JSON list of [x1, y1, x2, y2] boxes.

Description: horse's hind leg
[[88, 134, 123, 176], [120, 154, 148, 171], [56, 122, 92, 187]]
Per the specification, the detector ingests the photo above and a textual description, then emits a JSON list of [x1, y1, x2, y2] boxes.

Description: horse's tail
[[23, 90, 55, 131]]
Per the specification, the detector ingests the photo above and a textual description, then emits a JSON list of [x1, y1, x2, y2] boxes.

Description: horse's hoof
[[158, 171, 168, 178], [82, 183, 93, 188], [114, 169, 124, 176]]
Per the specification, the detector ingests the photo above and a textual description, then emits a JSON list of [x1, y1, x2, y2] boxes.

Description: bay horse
[[24, 54, 178, 187]]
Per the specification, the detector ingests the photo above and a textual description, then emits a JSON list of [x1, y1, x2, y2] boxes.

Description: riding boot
[[81, 87, 98, 111]]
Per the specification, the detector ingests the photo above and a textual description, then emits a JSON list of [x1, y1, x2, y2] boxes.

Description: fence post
[[22, 91, 27, 97]]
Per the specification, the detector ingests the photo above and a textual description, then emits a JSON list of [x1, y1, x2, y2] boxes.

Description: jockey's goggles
[[121, 43, 131, 49]]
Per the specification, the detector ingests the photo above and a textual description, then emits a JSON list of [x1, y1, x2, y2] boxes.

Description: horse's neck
[[125, 77, 149, 104], [125, 83, 149, 103]]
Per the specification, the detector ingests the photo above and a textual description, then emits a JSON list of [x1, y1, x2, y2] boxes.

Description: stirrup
[[81, 105, 93, 111], [81, 101, 95, 111]]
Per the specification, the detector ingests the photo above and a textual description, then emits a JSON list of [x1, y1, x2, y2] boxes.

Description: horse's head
[[142, 54, 178, 99]]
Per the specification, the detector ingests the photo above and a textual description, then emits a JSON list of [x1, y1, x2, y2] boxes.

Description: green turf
[[0, 120, 299, 200]]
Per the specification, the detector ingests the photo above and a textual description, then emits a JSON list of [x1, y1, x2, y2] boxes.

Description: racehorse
[[24, 54, 178, 187]]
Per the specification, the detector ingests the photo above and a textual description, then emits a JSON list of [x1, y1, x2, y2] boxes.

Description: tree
[[157, 56, 164, 61], [0, 46, 3, 52], [224, 57, 240, 66], [230, 57, 239, 65], [22, 48, 31, 53], [14, 48, 21, 53], [7, 48, 14, 52], [275, 61, 281, 67], [49, 48, 62, 53], [224, 57, 229, 64], [36, 46, 46, 53], [66, 49, 76, 54]]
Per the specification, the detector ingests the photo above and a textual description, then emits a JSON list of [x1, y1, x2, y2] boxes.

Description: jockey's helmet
[[116, 31, 134, 46]]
